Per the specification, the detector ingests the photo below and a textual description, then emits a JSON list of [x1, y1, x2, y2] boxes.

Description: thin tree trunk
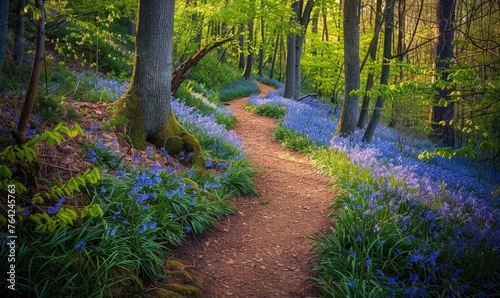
[[257, 17, 265, 76], [14, 0, 26, 67], [14, 0, 45, 143], [363, 0, 396, 143], [357, 0, 383, 129], [243, 20, 254, 80], [238, 24, 246, 69], [0, 0, 9, 72], [269, 33, 279, 79], [172, 37, 234, 95], [284, 34, 296, 98]]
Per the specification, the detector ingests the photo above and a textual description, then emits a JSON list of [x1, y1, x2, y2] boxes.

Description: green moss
[[151, 110, 206, 173], [113, 87, 147, 150]]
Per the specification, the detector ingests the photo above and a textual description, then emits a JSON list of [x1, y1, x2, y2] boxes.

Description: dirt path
[[173, 82, 334, 297]]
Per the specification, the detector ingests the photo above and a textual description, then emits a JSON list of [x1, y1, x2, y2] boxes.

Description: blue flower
[[190, 197, 196, 205], [365, 257, 372, 267], [409, 272, 419, 282], [346, 280, 358, 288], [112, 211, 121, 219], [387, 276, 397, 286], [75, 240, 86, 250], [108, 226, 117, 237], [85, 148, 98, 163], [47, 196, 66, 215], [183, 227, 191, 233]]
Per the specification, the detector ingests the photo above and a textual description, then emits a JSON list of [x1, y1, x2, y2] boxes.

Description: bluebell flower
[[190, 197, 196, 205], [183, 227, 191, 233], [112, 211, 121, 219], [348, 251, 356, 256], [346, 280, 358, 288], [108, 226, 117, 236], [75, 240, 86, 250], [409, 272, 419, 282], [47, 196, 66, 215], [387, 276, 397, 286], [365, 257, 372, 267], [85, 148, 98, 163]]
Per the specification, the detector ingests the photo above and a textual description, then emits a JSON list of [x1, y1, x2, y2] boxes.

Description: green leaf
[[437, 98, 448, 107]]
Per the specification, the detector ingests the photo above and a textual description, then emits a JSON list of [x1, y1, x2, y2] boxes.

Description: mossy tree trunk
[[115, 0, 205, 170]]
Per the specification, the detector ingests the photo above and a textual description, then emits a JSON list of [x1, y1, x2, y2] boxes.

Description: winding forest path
[[173, 82, 335, 297]]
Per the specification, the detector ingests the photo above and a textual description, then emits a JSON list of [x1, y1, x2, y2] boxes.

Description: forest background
[[0, 0, 498, 297]]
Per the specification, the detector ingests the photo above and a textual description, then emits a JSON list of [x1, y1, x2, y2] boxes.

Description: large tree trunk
[[115, 0, 204, 170], [357, 0, 383, 129], [336, 0, 361, 136], [0, 0, 9, 72], [431, 0, 456, 147], [362, 0, 395, 143], [14, 0, 45, 143]]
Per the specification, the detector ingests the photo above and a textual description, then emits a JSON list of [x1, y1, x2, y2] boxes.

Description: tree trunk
[[284, 34, 296, 98], [284, 0, 314, 99], [238, 24, 246, 69], [257, 16, 265, 77], [336, 0, 361, 136], [431, 0, 456, 147], [357, 0, 383, 129], [0, 0, 9, 72], [14, 0, 26, 67], [14, 0, 45, 143], [363, 0, 395, 143], [243, 19, 254, 80], [115, 0, 204, 170], [269, 33, 279, 79]]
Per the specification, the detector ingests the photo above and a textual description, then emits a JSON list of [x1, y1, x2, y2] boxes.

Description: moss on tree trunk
[[114, 87, 206, 173]]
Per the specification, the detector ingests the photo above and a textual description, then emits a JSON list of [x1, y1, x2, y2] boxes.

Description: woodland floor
[[172, 82, 336, 297]]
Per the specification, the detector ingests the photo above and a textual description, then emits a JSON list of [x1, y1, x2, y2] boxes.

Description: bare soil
[[172, 82, 335, 297]]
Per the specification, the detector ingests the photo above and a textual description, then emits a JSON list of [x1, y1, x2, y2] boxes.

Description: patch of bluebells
[[252, 92, 499, 296], [172, 99, 243, 151], [248, 94, 337, 146]]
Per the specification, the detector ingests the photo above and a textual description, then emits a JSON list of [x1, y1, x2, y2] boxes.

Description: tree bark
[[336, 0, 360, 136], [171, 37, 233, 95], [238, 24, 246, 69], [431, 0, 456, 147], [115, 0, 204, 171], [284, 0, 314, 99], [357, 0, 383, 129], [14, 0, 26, 67], [243, 19, 254, 80], [14, 0, 45, 143], [363, 0, 395, 143], [0, 0, 9, 72]]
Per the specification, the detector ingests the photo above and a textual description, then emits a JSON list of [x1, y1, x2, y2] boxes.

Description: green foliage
[[223, 158, 258, 196], [245, 103, 287, 119], [273, 124, 316, 154]]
